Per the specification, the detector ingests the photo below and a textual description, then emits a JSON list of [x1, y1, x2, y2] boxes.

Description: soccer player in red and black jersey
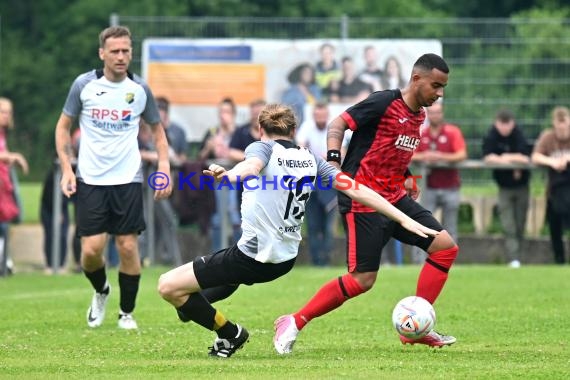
[[274, 53, 458, 353]]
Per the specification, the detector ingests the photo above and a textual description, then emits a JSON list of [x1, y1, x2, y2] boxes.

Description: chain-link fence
[[112, 14, 570, 184]]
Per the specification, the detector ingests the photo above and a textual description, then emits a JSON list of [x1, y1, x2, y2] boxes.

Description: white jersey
[[238, 140, 339, 263], [62, 70, 161, 185]]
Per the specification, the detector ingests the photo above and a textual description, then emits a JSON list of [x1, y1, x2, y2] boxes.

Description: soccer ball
[[392, 296, 436, 339]]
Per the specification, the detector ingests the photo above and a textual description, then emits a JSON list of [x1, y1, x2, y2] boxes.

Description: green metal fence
[[112, 14, 570, 184]]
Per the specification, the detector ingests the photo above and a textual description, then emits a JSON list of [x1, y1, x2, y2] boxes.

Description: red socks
[[291, 246, 458, 331], [293, 273, 365, 330], [416, 245, 458, 304]]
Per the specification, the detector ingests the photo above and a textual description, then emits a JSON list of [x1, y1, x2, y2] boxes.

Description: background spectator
[[281, 63, 321, 125], [199, 97, 241, 252], [229, 98, 265, 208], [40, 132, 81, 275], [482, 108, 531, 268], [381, 56, 407, 90], [156, 96, 188, 166], [0, 97, 28, 275], [531, 106, 570, 264], [296, 102, 337, 266], [412, 102, 467, 249], [199, 97, 237, 161], [328, 56, 373, 104], [359, 45, 383, 92], [138, 120, 182, 266], [229, 99, 264, 162], [314, 43, 342, 100]]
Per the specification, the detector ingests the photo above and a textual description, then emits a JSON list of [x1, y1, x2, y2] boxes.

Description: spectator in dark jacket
[[482, 108, 531, 268]]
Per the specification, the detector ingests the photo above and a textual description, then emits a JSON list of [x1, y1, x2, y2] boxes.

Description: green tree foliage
[[422, 0, 567, 18], [184, 0, 434, 17], [0, 0, 190, 179], [442, 7, 570, 155]]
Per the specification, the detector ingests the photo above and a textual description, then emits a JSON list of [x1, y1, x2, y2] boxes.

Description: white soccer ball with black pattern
[[392, 296, 436, 339]]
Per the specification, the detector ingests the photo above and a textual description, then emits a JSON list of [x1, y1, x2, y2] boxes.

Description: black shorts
[[193, 244, 296, 289], [341, 195, 442, 273], [76, 181, 146, 237]]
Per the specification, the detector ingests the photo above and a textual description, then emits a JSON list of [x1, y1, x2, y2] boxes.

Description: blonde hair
[[0, 97, 14, 129], [99, 26, 131, 48], [258, 104, 297, 137], [552, 106, 570, 122]]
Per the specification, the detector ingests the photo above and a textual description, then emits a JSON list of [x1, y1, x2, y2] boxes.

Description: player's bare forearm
[[226, 161, 258, 181], [150, 122, 173, 199], [334, 174, 406, 222], [55, 113, 77, 197], [327, 117, 347, 151], [334, 173, 438, 238], [54, 113, 74, 173], [150, 122, 171, 170], [205, 157, 264, 182]]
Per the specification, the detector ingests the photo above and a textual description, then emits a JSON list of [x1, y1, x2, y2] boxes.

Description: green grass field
[[16, 182, 42, 224], [1, 265, 568, 379]]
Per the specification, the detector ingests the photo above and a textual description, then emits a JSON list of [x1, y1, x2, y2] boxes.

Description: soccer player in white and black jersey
[[157, 104, 439, 358], [55, 26, 172, 330]]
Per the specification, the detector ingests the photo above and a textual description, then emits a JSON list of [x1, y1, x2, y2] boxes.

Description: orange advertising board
[[147, 63, 265, 105]]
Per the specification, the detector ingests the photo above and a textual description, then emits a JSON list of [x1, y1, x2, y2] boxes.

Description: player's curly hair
[[258, 104, 296, 137], [99, 26, 131, 48]]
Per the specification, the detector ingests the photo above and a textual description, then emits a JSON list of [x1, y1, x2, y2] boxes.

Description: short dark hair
[[413, 53, 449, 74], [156, 96, 169, 112], [495, 108, 515, 123], [99, 26, 131, 48], [220, 97, 236, 114]]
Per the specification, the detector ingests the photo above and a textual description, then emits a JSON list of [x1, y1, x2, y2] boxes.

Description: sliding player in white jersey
[[157, 104, 438, 358]]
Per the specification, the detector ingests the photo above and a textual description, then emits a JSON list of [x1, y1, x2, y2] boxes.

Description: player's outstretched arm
[[333, 173, 439, 238], [203, 157, 265, 182]]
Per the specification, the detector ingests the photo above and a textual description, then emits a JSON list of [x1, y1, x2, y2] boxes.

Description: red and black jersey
[[416, 123, 466, 189], [339, 89, 425, 213]]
